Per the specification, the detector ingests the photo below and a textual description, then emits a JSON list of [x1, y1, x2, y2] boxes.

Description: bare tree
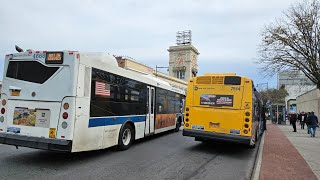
[[260, 86, 288, 105], [258, 0, 320, 88]]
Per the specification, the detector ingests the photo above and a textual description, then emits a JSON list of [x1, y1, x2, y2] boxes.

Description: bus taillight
[[1, 108, 5, 114], [63, 112, 68, 119], [61, 122, 68, 129], [63, 103, 69, 110], [2, 99, 6, 106]]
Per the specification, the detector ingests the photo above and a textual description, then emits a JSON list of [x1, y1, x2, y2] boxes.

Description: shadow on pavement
[[3, 130, 180, 168], [187, 139, 257, 157]]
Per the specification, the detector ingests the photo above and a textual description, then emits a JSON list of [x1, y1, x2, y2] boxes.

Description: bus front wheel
[[175, 117, 182, 132], [118, 123, 134, 151]]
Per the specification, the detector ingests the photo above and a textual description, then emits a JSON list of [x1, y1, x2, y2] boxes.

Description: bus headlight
[[186, 118, 189, 122], [185, 123, 189, 127], [186, 113, 189, 117], [244, 130, 248, 134], [245, 112, 250, 116], [245, 118, 250, 122], [61, 121, 68, 129], [244, 124, 249, 128]]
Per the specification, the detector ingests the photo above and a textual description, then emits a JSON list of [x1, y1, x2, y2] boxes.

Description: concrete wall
[[284, 84, 316, 112], [296, 88, 320, 117]]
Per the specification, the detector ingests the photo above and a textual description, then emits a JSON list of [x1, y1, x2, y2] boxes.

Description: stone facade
[[278, 71, 316, 112], [296, 88, 320, 117], [168, 44, 200, 82], [115, 56, 188, 90]]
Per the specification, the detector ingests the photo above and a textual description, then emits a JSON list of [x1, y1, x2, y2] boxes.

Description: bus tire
[[118, 123, 134, 151], [249, 131, 257, 148], [175, 117, 182, 132]]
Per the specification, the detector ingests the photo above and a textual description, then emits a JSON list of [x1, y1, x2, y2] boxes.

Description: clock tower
[[168, 31, 199, 82]]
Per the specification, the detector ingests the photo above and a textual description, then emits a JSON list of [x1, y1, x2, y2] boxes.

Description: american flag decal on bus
[[95, 81, 110, 96]]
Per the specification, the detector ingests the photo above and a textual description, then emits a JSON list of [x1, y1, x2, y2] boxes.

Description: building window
[[176, 70, 185, 79]]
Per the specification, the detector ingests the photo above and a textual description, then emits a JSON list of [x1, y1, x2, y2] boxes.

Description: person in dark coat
[[306, 112, 319, 137], [299, 112, 306, 129], [262, 105, 267, 131], [306, 112, 312, 134], [298, 113, 302, 128], [290, 112, 297, 132], [302, 112, 308, 129]]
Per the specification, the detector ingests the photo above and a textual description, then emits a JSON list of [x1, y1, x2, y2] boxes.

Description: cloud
[[0, 0, 298, 86]]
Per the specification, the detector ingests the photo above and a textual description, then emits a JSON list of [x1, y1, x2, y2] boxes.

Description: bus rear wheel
[[118, 123, 134, 151], [249, 132, 257, 148]]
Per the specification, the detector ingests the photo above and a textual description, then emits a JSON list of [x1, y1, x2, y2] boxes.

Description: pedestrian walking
[[298, 112, 302, 129], [306, 112, 312, 134], [299, 112, 306, 129], [303, 112, 307, 130], [306, 112, 319, 137], [290, 112, 297, 132]]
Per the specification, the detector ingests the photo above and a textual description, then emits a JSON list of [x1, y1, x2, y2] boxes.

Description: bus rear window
[[6, 61, 59, 84], [224, 76, 241, 85]]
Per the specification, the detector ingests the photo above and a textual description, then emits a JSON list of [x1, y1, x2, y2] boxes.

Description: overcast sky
[[0, 0, 300, 88]]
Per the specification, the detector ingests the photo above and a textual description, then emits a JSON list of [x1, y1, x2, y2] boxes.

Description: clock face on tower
[[175, 55, 184, 65]]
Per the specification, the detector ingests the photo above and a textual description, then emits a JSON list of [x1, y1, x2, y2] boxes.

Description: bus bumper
[[183, 129, 251, 144], [0, 133, 72, 152]]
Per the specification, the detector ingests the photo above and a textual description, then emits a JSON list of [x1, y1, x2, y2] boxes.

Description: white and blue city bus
[[0, 49, 185, 152]]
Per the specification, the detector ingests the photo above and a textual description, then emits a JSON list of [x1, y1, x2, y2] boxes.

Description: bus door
[[145, 86, 155, 135]]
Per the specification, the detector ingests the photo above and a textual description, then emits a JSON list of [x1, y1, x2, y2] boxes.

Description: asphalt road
[[0, 130, 259, 180]]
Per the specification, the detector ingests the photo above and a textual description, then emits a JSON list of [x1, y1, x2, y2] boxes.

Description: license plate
[[192, 125, 204, 130], [11, 91, 20, 96], [209, 122, 220, 128]]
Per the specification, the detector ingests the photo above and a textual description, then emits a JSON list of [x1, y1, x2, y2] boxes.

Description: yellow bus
[[182, 73, 262, 147]]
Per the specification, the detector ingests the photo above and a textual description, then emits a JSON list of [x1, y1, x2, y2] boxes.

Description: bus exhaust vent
[[196, 76, 211, 84], [211, 76, 224, 84]]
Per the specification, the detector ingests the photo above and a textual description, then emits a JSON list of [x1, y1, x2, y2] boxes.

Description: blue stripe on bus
[[88, 115, 146, 128]]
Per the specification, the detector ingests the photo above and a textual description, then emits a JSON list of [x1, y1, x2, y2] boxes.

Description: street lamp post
[[155, 65, 169, 77], [256, 82, 269, 90]]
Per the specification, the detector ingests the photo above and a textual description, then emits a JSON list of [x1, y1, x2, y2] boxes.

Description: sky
[[0, 0, 300, 89]]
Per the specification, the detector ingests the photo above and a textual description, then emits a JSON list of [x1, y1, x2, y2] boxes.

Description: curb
[[251, 131, 266, 180], [244, 132, 263, 180]]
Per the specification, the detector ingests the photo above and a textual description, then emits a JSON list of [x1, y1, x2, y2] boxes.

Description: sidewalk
[[258, 122, 319, 180]]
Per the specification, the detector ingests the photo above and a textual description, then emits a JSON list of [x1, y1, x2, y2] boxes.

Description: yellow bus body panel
[[184, 75, 257, 139]]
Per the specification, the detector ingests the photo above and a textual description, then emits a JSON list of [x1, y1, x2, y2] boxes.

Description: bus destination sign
[[45, 52, 64, 64]]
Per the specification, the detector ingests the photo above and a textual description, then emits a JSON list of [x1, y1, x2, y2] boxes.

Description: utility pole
[[155, 65, 169, 77]]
